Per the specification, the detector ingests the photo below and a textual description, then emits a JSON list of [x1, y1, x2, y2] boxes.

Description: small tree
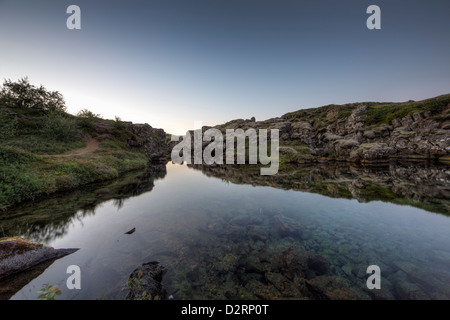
[[113, 116, 126, 130], [77, 108, 100, 119], [0, 77, 66, 112], [77, 108, 101, 129]]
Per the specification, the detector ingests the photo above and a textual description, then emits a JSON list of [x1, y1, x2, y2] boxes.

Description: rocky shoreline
[[211, 95, 450, 164]]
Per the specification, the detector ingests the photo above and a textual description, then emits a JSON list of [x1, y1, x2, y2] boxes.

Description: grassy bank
[[0, 79, 152, 211]]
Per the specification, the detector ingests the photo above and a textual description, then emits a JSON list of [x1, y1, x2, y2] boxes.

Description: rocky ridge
[[213, 95, 450, 164]]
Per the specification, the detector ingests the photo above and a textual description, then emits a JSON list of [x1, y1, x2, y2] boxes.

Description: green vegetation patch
[[364, 95, 450, 125], [0, 78, 151, 210]]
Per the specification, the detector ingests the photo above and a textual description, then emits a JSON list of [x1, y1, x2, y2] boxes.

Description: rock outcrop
[[0, 237, 78, 279], [126, 123, 170, 161], [211, 95, 450, 164]]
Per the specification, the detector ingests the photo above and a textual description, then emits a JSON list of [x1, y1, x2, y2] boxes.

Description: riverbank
[[0, 104, 169, 211]]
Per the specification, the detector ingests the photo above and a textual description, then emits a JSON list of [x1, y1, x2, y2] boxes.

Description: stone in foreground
[[0, 237, 78, 280], [126, 261, 168, 300]]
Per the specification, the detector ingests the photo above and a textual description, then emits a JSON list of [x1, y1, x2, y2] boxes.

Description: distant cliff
[[214, 94, 450, 164]]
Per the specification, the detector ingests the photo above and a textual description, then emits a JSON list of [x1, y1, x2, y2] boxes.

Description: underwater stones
[[365, 276, 396, 300], [244, 279, 287, 300], [264, 272, 306, 297], [280, 245, 330, 280], [186, 266, 208, 288], [0, 237, 78, 279], [126, 261, 167, 300], [216, 254, 239, 274], [229, 214, 262, 226], [264, 272, 286, 291], [239, 252, 274, 275], [273, 214, 303, 239], [341, 264, 354, 277], [306, 275, 370, 300], [307, 252, 330, 276], [280, 246, 309, 279], [387, 270, 424, 300], [255, 248, 282, 272], [247, 225, 269, 242], [217, 225, 248, 242], [390, 260, 428, 281]]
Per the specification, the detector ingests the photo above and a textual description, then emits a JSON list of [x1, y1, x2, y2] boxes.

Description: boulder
[[126, 261, 167, 300], [280, 245, 330, 279], [350, 143, 392, 162], [0, 237, 78, 279], [273, 214, 302, 239]]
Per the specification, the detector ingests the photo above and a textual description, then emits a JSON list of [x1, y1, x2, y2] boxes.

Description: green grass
[[278, 143, 312, 164], [0, 105, 151, 210], [281, 94, 450, 128], [364, 95, 450, 126], [0, 144, 148, 210]]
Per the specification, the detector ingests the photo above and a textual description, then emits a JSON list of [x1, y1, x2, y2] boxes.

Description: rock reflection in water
[[188, 162, 450, 215]]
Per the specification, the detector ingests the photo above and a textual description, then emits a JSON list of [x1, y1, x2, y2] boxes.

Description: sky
[[0, 0, 449, 134]]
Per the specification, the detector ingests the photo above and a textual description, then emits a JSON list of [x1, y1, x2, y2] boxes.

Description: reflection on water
[[1, 162, 450, 300], [0, 165, 167, 243]]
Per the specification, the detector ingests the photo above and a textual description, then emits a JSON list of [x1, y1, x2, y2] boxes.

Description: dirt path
[[41, 134, 102, 158], [62, 135, 99, 156]]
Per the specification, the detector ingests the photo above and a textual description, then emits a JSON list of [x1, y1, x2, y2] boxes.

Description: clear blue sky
[[1, 0, 449, 134]]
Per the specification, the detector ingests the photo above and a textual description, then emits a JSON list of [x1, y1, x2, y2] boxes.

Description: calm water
[[2, 162, 450, 300]]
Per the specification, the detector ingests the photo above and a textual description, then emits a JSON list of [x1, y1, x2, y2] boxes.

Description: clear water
[[2, 162, 450, 300]]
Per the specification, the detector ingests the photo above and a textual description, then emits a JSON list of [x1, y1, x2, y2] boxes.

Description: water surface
[[2, 162, 450, 300]]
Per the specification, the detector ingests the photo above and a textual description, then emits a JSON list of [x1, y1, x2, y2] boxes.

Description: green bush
[[113, 116, 126, 130], [0, 108, 18, 139], [42, 112, 80, 142], [76, 108, 101, 130], [0, 77, 66, 112]]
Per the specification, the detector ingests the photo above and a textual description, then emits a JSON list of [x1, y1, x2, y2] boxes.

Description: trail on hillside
[[43, 134, 105, 158], [62, 135, 99, 156]]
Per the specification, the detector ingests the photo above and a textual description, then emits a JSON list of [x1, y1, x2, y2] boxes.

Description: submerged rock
[[273, 214, 303, 239], [280, 245, 330, 280], [0, 237, 78, 280], [126, 261, 167, 300], [306, 275, 371, 300]]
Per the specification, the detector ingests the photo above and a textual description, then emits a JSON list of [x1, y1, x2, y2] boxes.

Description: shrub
[[113, 116, 126, 130], [76, 108, 100, 129], [0, 107, 18, 139], [0, 77, 66, 112], [42, 112, 80, 142]]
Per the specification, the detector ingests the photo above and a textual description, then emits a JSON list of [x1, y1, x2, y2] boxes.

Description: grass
[[0, 144, 148, 211], [281, 94, 450, 128], [363, 95, 450, 126], [278, 142, 312, 164], [0, 105, 151, 210]]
